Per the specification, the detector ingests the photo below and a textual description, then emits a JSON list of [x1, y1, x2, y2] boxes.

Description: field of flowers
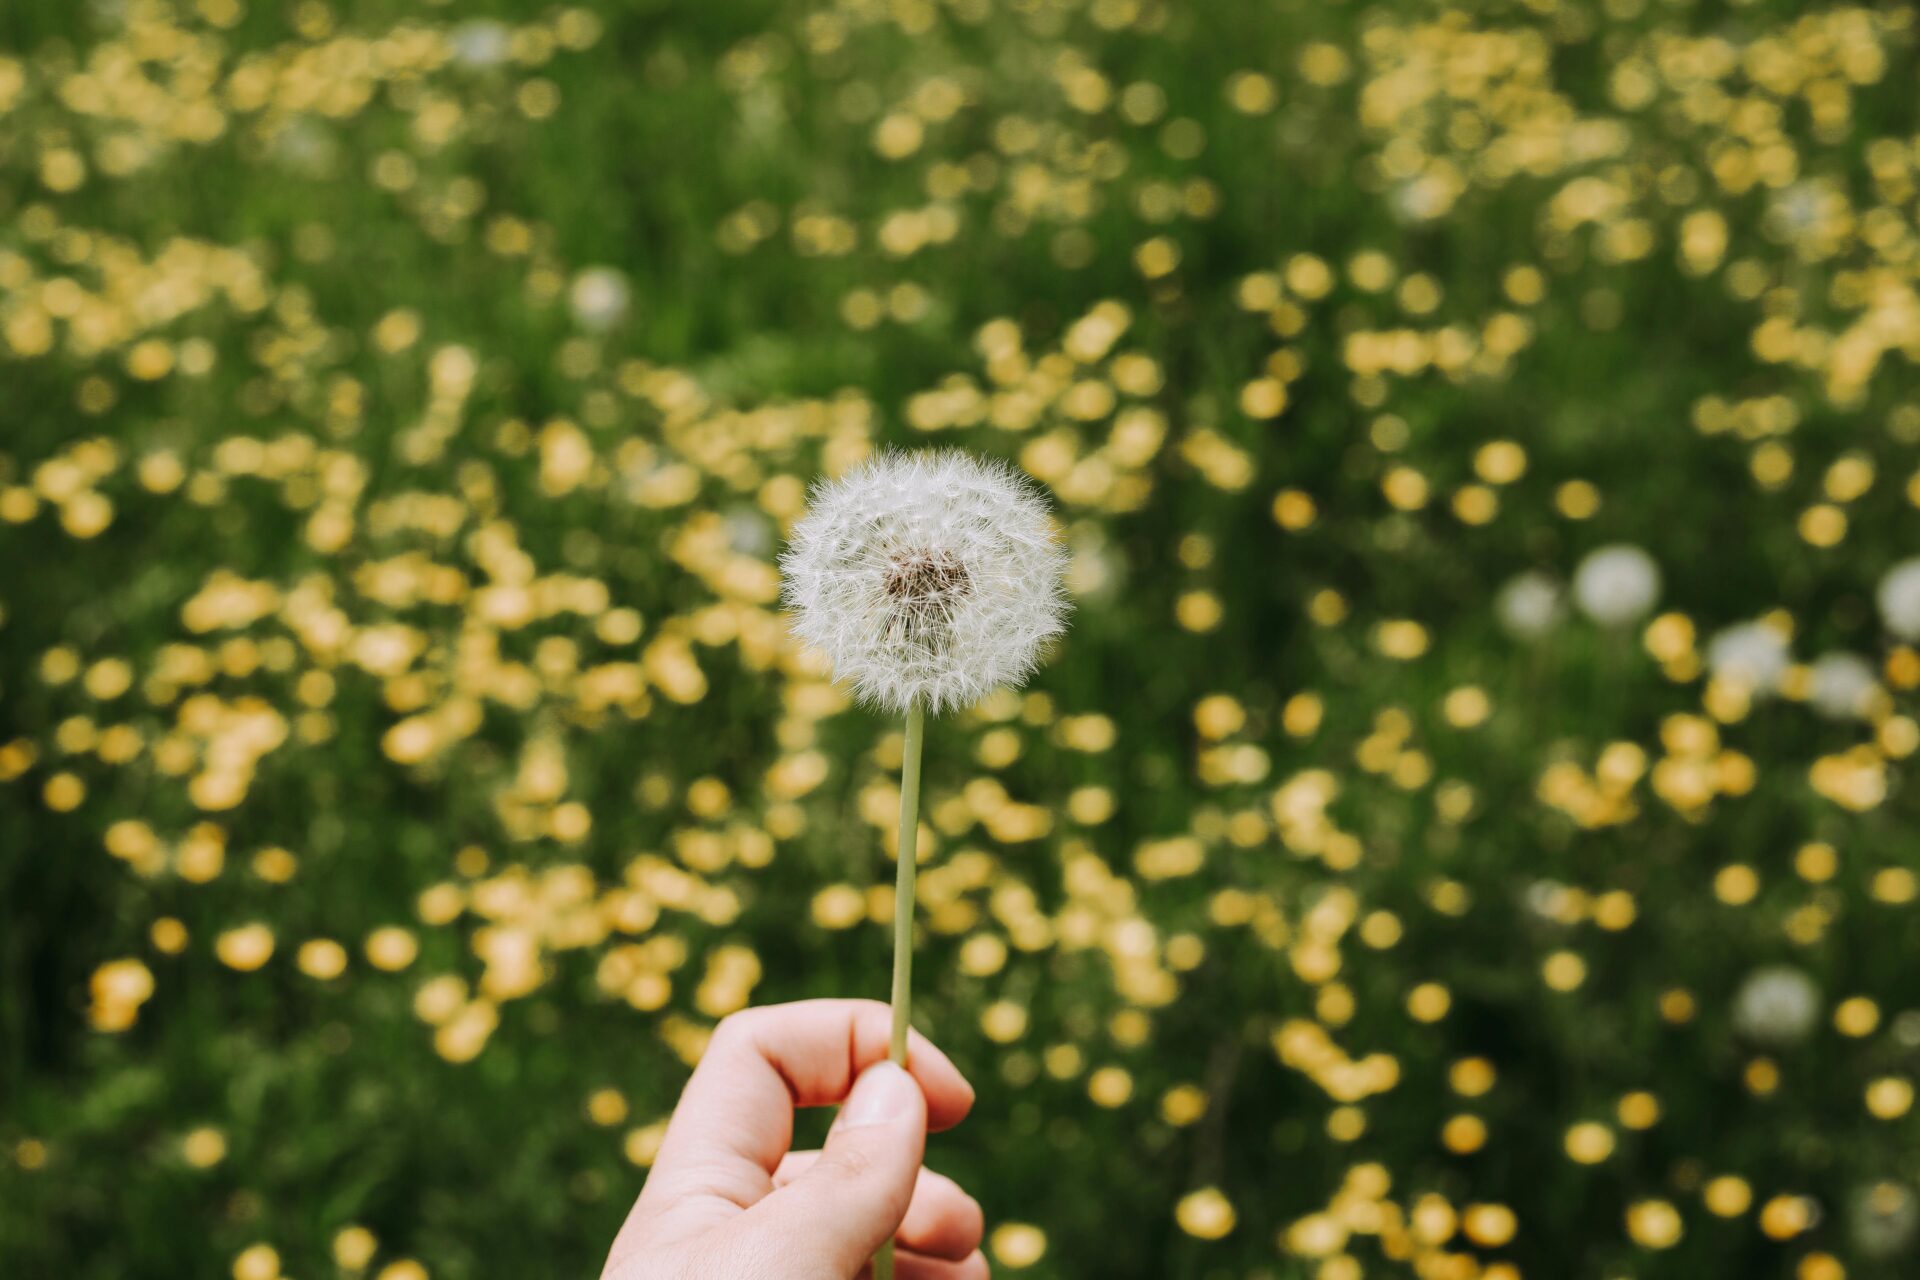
[[4, 0, 1920, 1276]]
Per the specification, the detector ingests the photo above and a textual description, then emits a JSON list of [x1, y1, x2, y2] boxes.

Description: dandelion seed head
[[451, 19, 513, 68], [780, 450, 1071, 715], [1733, 965, 1820, 1045], [1810, 652, 1879, 720], [569, 268, 631, 332], [1495, 570, 1564, 641], [1573, 544, 1661, 627], [1706, 620, 1790, 694], [1853, 1181, 1919, 1258], [1878, 558, 1920, 639]]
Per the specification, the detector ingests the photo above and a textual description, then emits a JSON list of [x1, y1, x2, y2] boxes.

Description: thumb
[[729, 1060, 928, 1277]]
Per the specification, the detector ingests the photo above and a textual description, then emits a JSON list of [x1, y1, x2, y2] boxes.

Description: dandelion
[[1495, 570, 1564, 640], [782, 449, 1069, 1280], [1809, 652, 1879, 720], [1878, 558, 1920, 639], [1706, 621, 1789, 694], [723, 505, 773, 558], [1852, 1181, 1919, 1257], [781, 450, 1069, 717], [1733, 966, 1819, 1045], [450, 19, 513, 69], [569, 267, 631, 332], [1573, 545, 1660, 627]]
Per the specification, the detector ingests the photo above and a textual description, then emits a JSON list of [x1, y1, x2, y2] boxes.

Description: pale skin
[[603, 999, 991, 1280]]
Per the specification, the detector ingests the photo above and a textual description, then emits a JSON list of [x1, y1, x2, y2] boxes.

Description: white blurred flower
[[1390, 173, 1456, 223], [1706, 621, 1790, 694], [1573, 545, 1661, 627], [1767, 181, 1827, 238], [1496, 571, 1564, 641], [570, 267, 631, 332], [271, 119, 340, 177], [1878, 558, 1920, 639], [1809, 652, 1879, 720], [780, 450, 1070, 715], [1853, 1182, 1918, 1258], [1065, 526, 1125, 603], [451, 20, 512, 69], [1732, 966, 1819, 1045], [1524, 879, 1575, 922], [723, 506, 773, 558]]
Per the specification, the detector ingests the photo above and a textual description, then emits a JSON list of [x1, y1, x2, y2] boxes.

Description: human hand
[[602, 999, 989, 1280]]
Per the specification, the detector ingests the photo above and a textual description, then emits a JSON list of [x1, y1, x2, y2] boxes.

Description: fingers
[[717, 999, 975, 1129], [777, 1154, 985, 1261], [891, 1250, 991, 1280], [628, 999, 975, 1249], [732, 1061, 928, 1275]]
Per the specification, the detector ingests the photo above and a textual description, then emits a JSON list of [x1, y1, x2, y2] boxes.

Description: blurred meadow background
[[4, 0, 1920, 1276]]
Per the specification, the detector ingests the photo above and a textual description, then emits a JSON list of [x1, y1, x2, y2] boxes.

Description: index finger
[[622, 999, 975, 1246]]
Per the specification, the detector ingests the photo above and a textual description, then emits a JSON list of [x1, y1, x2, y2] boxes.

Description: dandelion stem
[[875, 698, 925, 1280], [889, 699, 924, 1063]]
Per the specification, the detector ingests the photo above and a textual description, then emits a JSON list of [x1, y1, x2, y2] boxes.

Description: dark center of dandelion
[[882, 548, 971, 647]]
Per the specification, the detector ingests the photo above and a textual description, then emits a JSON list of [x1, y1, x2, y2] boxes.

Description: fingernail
[[837, 1061, 918, 1130]]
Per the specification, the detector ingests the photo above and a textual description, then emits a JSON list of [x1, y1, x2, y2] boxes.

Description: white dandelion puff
[[1706, 620, 1790, 694], [1495, 571, 1565, 641], [1573, 544, 1661, 627], [450, 19, 512, 69], [781, 450, 1070, 715], [1809, 652, 1879, 720], [723, 504, 774, 559], [1732, 966, 1820, 1045], [569, 267, 631, 332], [1853, 1182, 1919, 1258], [1878, 558, 1920, 639]]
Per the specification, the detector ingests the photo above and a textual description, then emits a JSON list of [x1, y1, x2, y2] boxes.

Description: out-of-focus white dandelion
[[1766, 180, 1837, 244], [1878, 558, 1920, 639], [1852, 1182, 1918, 1258], [1573, 545, 1661, 627], [1496, 571, 1564, 641], [1706, 620, 1790, 694], [1810, 652, 1879, 720], [569, 267, 631, 332], [723, 505, 773, 559], [450, 19, 513, 68], [271, 120, 340, 177], [1391, 172, 1458, 223], [1523, 879, 1576, 922], [1065, 525, 1125, 604], [780, 449, 1070, 717], [1732, 966, 1820, 1045]]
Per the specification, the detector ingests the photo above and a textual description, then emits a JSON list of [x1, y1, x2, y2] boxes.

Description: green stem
[[874, 699, 925, 1280]]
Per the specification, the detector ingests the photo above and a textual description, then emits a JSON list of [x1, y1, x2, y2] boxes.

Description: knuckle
[[710, 1008, 759, 1048], [821, 1142, 878, 1183]]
